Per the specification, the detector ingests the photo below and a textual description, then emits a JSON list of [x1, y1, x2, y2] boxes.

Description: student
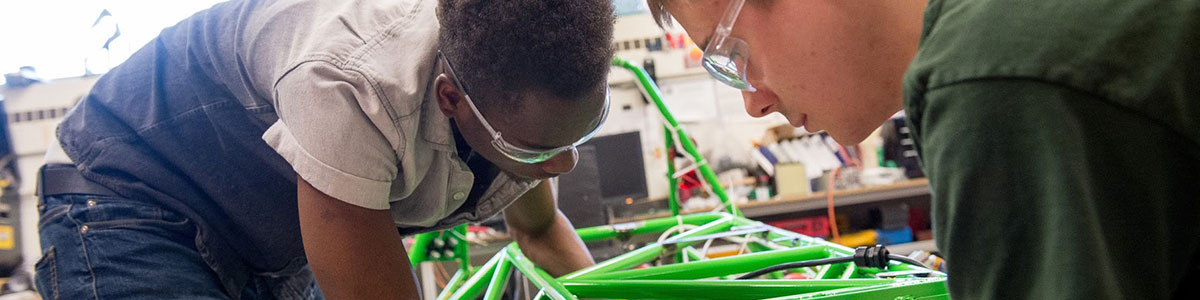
[[36, 0, 613, 298], [645, 0, 1199, 298]]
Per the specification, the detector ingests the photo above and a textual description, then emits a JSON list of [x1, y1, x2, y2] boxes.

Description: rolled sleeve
[[263, 62, 400, 210]]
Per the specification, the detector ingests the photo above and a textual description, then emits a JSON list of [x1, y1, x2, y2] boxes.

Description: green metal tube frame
[[614, 56, 742, 218], [408, 58, 947, 300], [665, 124, 682, 216], [425, 213, 946, 299]]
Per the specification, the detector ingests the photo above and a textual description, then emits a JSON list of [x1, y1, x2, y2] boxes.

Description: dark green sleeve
[[911, 80, 1200, 299]]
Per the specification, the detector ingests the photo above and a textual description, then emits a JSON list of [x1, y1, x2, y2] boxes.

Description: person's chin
[[795, 118, 869, 144], [786, 113, 813, 135], [825, 126, 876, 145], [787, 113, 808, 128]]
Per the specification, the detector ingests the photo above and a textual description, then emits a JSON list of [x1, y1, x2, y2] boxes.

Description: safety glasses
[[439, 51, 610, 164], [702, 0, 756, 92]]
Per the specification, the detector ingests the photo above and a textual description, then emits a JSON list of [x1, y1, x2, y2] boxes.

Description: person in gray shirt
[[37, 0, 614, 299]]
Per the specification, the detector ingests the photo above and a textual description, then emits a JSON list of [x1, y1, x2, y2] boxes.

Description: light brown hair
[[646, 0, 675, 27]]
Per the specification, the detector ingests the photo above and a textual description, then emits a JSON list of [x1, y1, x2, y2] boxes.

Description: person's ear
[[434, 74, 464, 118]]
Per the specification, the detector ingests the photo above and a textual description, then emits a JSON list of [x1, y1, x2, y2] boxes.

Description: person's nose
[[741, 61, 776, 118], [538, 147, 578, 175], [742, 90, 778, 118]]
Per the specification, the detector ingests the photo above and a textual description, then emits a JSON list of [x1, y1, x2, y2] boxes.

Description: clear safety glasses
[[439, 51, 610, 164], [702, 0, 756, 92]]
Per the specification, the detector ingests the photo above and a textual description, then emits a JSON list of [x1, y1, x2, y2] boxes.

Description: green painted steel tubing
[[658, 215, 736, 245], [574, 213, 725, 242], [434, 269, 467, 300], [565, 243, 663, 281], [840, 263, 858, 279], [764, 279, 949, 300], [612, 57, 740, 217], [581, 245, 829, 281], [562, 279, 896, 300], [566, 215, 736, 280], [665, 125, 681, 217], [447, 252, 502, 300], [483, 254, 514, 300], [818, 262, 851, 280], [726, 218, 927, 277], [682, 246, 704, 262], [504, 244, 578, 300]]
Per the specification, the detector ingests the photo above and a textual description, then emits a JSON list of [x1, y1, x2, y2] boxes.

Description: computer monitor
[[586, 131, 648, 202], [557, 131, 648, 228]]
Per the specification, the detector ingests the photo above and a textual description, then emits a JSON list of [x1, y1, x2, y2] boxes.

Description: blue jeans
[[35, 194, 323, 300]]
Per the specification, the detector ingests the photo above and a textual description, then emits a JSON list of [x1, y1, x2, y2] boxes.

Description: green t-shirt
[[903, 0, 1200, 298]]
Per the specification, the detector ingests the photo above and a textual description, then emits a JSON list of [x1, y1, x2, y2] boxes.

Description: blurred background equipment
[[0, 95, 22, 277]]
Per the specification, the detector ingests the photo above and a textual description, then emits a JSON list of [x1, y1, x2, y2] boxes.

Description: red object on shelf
[[668, 140, 703, 203], [908, 206, 930, 231], [785, 273, 812, 280], [768, 216, 830, 238]]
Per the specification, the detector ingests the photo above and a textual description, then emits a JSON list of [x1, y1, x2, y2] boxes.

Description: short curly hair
[[438, 0, 615, 111]]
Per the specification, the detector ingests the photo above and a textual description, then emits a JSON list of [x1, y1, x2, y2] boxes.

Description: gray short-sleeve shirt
[[254, 0, 539, 230]]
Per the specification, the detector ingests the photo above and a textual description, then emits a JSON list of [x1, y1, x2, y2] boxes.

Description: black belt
[[37, 164, 121, 198]]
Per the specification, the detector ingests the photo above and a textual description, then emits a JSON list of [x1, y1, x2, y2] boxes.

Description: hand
[[504, 179, 595, 276]]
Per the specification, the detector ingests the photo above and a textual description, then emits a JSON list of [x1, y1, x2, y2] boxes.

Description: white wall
[[601, 13, 790, 200], [0, 76, 99, 271], [0, 0, 229, 84]]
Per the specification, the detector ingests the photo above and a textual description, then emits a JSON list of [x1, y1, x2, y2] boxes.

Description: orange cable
[[433, 262, 449, 288], [827, 167, 842, 243], [836, 145, 858, 167]]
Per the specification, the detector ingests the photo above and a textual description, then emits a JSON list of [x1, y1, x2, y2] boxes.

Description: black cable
[[735, 245, 928, 280], [885, 254, 928, 268], [735, 256, 853, 279]]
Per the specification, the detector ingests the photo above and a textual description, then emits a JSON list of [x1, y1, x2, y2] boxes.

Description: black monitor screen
[[581, 131, 648, 202]]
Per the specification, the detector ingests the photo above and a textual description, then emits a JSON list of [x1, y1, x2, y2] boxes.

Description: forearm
[[511, 211, 594, 277], [301, 225, 417, 300], [298, 178, 419, 300]]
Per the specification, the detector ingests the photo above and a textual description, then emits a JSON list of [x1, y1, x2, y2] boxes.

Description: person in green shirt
[[645, 0, 1199, 298]]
